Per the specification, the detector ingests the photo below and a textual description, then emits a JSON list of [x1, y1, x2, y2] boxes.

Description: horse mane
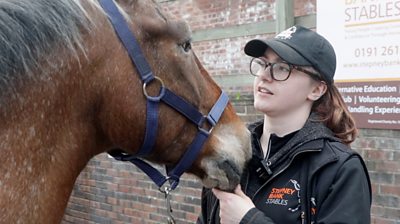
[[0, 0, 98, 91]]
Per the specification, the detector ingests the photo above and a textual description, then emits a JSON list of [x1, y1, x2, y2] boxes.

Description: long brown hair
[[312, 84, 358, 145]]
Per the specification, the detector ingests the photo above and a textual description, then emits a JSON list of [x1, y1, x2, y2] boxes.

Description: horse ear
[[139, 14, 168, 37], [114, 0, 167, 36], [140, 15, 191, 43]]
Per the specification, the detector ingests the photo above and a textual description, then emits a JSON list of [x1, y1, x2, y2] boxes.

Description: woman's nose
[[258, 68, 273, 82]]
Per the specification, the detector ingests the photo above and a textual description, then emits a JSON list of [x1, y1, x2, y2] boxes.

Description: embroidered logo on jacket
[[265, 179, 299, 207]]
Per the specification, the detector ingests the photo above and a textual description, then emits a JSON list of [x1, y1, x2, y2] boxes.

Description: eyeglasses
[[249, 58, 321, 81]]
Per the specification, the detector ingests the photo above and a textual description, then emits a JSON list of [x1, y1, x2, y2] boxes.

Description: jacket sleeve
[[197, 213, 205, 224], [316, 156, 371, 224], [239, 208, 276, 224], [197, 187, 217, 224], [196, 188, 209, 224], [197, 187, 276, 224]]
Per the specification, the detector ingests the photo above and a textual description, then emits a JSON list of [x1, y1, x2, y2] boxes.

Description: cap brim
[[244, 39, 311, 66]]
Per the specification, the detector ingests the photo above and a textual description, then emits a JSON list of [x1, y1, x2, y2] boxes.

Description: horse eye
[[181, 41, 192, 52]]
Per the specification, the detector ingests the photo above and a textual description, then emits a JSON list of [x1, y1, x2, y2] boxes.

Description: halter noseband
[[99, 0, 229, 191]]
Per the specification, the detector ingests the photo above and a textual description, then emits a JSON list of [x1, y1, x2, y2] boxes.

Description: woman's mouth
[[258, 86, 273, 95]]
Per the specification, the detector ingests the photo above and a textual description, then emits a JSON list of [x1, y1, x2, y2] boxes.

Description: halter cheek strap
[[99, 0, 229, 190]]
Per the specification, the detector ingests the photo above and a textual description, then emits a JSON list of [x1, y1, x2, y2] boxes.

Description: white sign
[[317, 0, 400, 81]]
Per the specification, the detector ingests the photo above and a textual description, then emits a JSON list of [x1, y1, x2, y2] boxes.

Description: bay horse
[[0, 0, 251, 223]]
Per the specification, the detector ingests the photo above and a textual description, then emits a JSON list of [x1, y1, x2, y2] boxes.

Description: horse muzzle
[[200, 127, 251, 191]]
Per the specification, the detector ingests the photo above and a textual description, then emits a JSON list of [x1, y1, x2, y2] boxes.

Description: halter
[[99, 0, 228, 207]]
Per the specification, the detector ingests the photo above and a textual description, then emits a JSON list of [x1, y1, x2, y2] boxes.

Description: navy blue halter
[[99, 0, 229, 190]]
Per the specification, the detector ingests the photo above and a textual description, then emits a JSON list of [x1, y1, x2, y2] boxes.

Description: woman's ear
[[308, 81, 327, 101]]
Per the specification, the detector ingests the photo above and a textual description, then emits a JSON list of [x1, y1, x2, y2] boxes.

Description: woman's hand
[[212, 185, 255, 224]]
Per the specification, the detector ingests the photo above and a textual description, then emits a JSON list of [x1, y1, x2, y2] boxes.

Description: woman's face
[[253, 48, 324, 117]]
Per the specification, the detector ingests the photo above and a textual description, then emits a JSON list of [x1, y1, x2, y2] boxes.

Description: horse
[[0, 0, 251, 223]]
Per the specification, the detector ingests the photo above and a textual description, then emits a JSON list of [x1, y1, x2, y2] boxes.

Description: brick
[[184, 196, 202, 205], [394, 151, 400, 161], [371, 217, 396, 224], [376, 161, 400, 173], [381, 185, 400, 197], [383, 207, 400, 220], [179, 203, 195, 213], [370, 172, 394, 185], [374, 195, 400, 208]]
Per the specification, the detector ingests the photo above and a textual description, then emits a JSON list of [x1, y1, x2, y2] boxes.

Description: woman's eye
[[257, 61, 265, 66], [181, 41, 192, 52], [277, 64, 290, 72]]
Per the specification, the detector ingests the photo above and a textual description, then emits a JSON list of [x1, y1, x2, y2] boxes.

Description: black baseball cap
[[244, 25, 336, 84]]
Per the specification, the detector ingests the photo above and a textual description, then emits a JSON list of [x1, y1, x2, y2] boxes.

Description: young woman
[[197, 25, 371, 224]]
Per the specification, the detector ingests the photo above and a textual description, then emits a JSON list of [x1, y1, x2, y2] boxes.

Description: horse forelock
[[0, 0, 102, 93]]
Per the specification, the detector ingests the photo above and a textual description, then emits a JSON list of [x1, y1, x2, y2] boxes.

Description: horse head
[[95, 0, 251, 191]]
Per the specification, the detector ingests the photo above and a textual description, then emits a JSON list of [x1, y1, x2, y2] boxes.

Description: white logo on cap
[[275, 26, 297, 40]]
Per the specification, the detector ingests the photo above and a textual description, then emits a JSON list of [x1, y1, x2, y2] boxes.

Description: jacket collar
[[248, 114, 340, 167]]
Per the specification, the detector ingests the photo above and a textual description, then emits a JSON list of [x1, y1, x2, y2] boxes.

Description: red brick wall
[[62, 0, 400, 223], [62, 157, 202, 224], [166, 0, 275, 28], [352, 130, 400, 224]]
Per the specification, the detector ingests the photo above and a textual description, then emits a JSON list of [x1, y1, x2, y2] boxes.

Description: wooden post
[[275, 0, 294, 33]]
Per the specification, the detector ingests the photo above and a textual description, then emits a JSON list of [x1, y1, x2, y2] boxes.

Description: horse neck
[[0, 5, 144, 222], [0, 61, 106, 223]]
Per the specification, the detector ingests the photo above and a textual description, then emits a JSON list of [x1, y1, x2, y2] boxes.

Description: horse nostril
[[218, 160, 241, 192], [222, 160, 240, 175]]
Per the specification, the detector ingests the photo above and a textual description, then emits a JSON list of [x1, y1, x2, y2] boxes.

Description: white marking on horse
[[200, 124, 251, 189]]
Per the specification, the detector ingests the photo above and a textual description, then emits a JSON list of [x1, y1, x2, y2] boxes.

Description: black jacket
[[197, 117, 371, 224]]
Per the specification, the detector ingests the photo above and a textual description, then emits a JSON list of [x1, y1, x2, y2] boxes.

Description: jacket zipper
[[251, 148, 320, 200], [265, 138, 273, 175], [265, 138, 272, 160], [301, 211, 305, 224], [257, 138, 273, 177]]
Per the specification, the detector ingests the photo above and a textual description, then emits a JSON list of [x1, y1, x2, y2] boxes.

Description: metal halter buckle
[[159, 179, 176, 224]]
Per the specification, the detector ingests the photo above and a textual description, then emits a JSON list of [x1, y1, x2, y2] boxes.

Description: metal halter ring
[[143, 76, 166, 101]]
